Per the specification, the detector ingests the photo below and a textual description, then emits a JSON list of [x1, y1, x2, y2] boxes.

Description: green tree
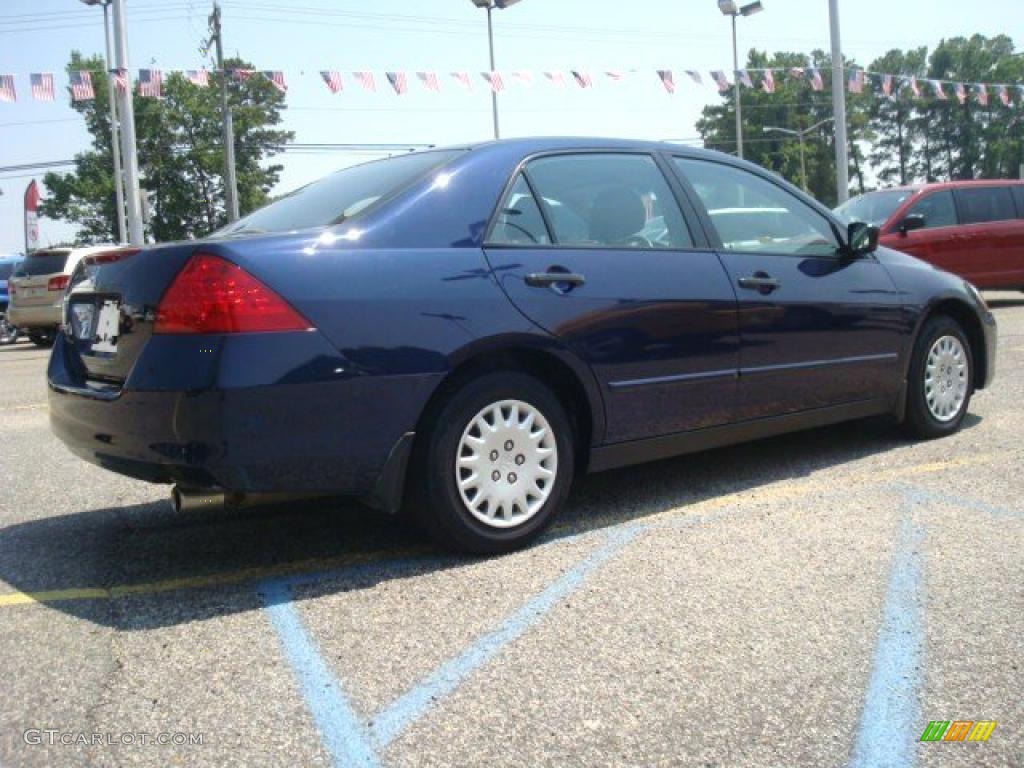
[[696, 49, 870, 205], [40, 53, 292, 243]]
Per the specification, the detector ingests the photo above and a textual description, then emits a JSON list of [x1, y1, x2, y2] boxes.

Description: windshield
[[214, 149, 464, 238], [14, 251, 69, 277], [835, 189, 916, 226]]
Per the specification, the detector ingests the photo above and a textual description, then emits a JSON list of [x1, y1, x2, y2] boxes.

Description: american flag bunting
[[998, 85, 1011, 106], [881, 74, 894, 97], [847, 69, 864, 94], [70, 70, 95, 101], [111, 68, 129, 94], [736, 70, 753, 88], [710, 70, 730, 92], [232, 69, 255, 83], [0, 74, 15, 103], [543, 71, 566, 88], [386, 71, 408, 95], [482, 71, 504, 92], [263, 71, 287, 93], [30, 73, 54, 101], [451, 72, 472, 90], [320, 70, 344, 93], [186, 69, 209, 87], [761, 69, 776, 93], [138, 68, 162, 98], [975, 83, 989, 106], [931, 80, 947, 100], [954, 82, 966, 104], [907, 77, 921, 98], [685, 70, 703, 85], [808, 68, 824, 91], [656, 70, 675, 93], [417, 71, 440, 92], [353, 71, 376, 92], [571, 71, 592, 88], [510, 71, 532, 87]]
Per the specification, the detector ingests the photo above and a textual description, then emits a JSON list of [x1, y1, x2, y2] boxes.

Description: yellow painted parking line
[[0, 450, 1012, 610]]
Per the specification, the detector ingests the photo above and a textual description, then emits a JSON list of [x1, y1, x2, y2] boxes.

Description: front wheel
[[28, 330, 56, 348], [903, 315, 973, 439], [0, 316, 18, 345], [411, 372, 574, 554]]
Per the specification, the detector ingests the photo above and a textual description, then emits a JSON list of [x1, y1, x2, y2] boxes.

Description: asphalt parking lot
[[0, 295, 1021, 768]]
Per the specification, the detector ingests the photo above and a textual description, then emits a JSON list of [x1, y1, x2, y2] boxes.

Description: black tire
[[409, 371, 574, 554], [28, 330, 55, 348], [903, 315, 973, 439]]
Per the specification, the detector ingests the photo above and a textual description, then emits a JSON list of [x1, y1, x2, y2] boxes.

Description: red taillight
[[8, 283, 15, 296], [48, 275, 70, 291], [154, 253, 312, 335]]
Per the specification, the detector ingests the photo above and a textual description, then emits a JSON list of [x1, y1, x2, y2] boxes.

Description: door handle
[[737, 273, 781, 294], [524, 271, 586, 288]]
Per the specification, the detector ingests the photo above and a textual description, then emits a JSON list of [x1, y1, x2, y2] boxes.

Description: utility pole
[[764, 118, 834, 193], [730, 14, 743, 159], [101, 1, 127, 243], [110, 0, 144, 244], [486, 5, 499, 139], [209, 0, 240, 221], [829, 0, 850, 204]]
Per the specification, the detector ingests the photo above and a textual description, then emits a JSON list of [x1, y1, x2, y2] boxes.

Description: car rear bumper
[[48, 331, 443, 501], [7, 302, 61, 329]]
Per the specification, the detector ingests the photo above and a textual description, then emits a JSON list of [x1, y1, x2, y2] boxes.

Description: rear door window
[[521, 153, 693, 249], [15, 251, 69, 276], [488, 175, 551, 245], [954, 187, 1017, 224], [1011, 186, 1024, 216], [905, 190, 957, 229]]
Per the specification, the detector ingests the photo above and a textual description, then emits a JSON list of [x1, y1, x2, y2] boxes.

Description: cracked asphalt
[[0, 293, 1021, 767]]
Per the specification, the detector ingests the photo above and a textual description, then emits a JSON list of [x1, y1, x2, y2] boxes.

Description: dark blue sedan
[[48, 138, 996, 553]]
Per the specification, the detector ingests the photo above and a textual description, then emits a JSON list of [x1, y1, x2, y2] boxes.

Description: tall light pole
[[79, 0, 127, 243], [470, 0, 521, 140], [765, 118, 834, 193], [208, 0, 239, 222], [108, 0, 144, 244], [829, 0, 850, 203], [717, 0, 764, 160]]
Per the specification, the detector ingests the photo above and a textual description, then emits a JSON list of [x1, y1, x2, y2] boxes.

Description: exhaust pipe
[[171, 486, 226, 513]]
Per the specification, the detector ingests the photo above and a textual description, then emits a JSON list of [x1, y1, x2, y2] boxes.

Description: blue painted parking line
[[898, 483, 1023, 519], [849, 513, 924, 768], [261, 580, 381, 768], [370, 523, 641, 747], [261, 523, 642, 768]]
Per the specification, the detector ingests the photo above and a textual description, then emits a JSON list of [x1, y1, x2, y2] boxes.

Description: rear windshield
[[0, 262, 18, 281], [214, 149, 464, 238], [835, 189, 915, 226], [14, 251, 69, 276]]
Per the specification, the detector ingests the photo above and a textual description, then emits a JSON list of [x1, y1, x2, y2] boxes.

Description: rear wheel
[[411, 371, 574, 554], [903, 315, 973, 439]]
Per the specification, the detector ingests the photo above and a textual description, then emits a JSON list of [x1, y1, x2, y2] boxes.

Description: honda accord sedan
[[49, 138, 996, 553]]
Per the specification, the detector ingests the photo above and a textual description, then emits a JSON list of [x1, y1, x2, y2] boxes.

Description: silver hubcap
[[925, 335, 968, 422], [455, 399, 558, 528]]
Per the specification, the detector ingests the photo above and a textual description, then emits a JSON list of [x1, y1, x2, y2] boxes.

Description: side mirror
[[899, 213, 926, 235], [845, 221, 879, 256]]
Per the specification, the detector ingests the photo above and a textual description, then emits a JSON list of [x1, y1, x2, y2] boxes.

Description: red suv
[[836, 180, 1024, 289]]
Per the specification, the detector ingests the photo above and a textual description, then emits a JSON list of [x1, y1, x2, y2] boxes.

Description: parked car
[[8, 246, 115, 346], [48, 139, 996, 553], [0, 253, 25, 345], [835, 180, 1024, 290]]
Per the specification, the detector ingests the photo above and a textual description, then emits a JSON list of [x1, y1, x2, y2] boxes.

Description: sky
[[1, 0, 1022, 253]]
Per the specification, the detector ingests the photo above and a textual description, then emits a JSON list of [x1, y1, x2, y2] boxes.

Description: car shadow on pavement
[[0, 413, 981, 630]]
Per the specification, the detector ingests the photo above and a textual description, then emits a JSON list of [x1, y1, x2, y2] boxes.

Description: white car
[[8, 245, 117, 347]]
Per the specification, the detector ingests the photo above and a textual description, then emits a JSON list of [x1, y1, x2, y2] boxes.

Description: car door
[[886, 189, 965, 273], [483, 151, 740, 443], [671, 156, 905, 421], [953, 185, 1022, 288]]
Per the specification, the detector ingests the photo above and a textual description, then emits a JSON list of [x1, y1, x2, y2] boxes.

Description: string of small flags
[[0, 67, 1022, 106]]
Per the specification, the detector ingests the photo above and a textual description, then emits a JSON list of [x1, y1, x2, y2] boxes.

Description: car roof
[[460, 136, 724, 158], [868, 179, 1024, 195]]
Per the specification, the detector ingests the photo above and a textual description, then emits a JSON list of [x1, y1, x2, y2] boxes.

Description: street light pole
[[717, 1, 764, 160], [731, 14, 742, 159], [470, 0, 521, 141], [100, 2, 127, 243], [81, 0, 128, 243], [764, 118, 834, 192], [209, 1, 240, 222], [109, 0, 144, 244], [486, 4, 499, 139], [829, 0, 850, 203]]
